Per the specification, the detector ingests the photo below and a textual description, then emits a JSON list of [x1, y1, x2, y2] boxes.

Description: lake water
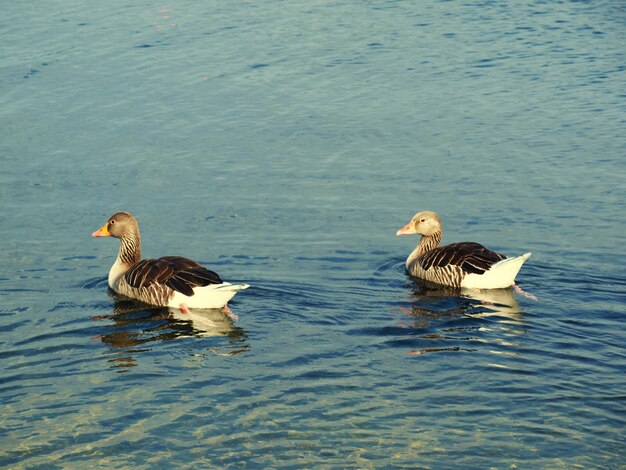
[[1, 0, 625, 467]]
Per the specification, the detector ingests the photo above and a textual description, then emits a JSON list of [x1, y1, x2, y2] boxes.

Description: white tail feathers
[[461, 253, 532, 289], [169, 282, 250, 309]]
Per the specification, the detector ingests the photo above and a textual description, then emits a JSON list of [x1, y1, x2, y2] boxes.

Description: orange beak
[[92, 223, 110, 237], [396, 223, 416, 236]]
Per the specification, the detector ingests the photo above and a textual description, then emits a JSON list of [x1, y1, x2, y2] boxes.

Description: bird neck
[[418, 230, 442, 254], [407, 230, 442, 267], [118, 233, 141, 266]]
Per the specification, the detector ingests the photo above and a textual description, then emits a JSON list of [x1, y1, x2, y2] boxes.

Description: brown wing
[[124, 256, 223, 297], [420, 242, 506, 275]]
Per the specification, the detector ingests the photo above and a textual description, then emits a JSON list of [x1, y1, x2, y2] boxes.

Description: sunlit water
[[1, 0, 625, 468]]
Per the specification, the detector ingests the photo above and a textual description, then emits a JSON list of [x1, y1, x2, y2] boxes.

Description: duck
[[92, 211, 249, 316], [396, 211, 531, 289]]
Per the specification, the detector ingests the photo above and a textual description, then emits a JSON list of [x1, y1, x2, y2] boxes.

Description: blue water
[[1, 0, 625, 467]]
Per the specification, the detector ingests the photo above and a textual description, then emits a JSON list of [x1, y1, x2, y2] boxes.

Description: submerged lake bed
[[1, 0, 625, 468]]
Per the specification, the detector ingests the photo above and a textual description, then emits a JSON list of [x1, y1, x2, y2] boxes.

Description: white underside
[[460, 252, 532, 289], [169, 282, 250, 309]]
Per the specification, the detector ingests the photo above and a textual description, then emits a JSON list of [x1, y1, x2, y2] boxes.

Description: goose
[[396, 211, 531, 289], [92, 211, 248, 317]]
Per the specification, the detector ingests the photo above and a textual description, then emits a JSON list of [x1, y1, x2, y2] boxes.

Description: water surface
[[1, 0, 625, 468]]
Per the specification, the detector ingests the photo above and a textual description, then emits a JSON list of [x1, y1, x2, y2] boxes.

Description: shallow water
[[1, 0, 625, 468]]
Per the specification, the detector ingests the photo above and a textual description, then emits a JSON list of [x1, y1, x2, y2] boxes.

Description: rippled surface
[[1, 0, 625, 467]]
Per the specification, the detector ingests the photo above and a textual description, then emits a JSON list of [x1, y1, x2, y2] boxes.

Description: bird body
[[92, 212, 248, 311], [397, 211, 530, 289]]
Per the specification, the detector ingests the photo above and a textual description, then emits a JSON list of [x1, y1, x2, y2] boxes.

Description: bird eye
[[420, 218, 426, 223], [110, 220, 116, 225]]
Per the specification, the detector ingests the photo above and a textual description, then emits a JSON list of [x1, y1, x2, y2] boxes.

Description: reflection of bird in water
[[406, 278, 521, 317], [92, 292, 249, 369], [167, 307, 244, 338], [400, 278, 526, 355], [460, 286, 522, 321]]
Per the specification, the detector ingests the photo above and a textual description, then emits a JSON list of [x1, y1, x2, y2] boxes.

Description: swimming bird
[[396, 211, 531, 289], [92, 211, 248, 316]]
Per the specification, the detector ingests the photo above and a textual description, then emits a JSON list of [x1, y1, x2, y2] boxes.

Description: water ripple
[[1, 0, 625, 467]]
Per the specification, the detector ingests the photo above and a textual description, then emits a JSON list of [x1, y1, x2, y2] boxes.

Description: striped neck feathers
[[407, 229, 443, 267], [417, 229, 442, 255], [118, 231, 141, 266]]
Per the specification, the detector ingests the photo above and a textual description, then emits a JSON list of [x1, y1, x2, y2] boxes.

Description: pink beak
[[396, 223, 416, 236]]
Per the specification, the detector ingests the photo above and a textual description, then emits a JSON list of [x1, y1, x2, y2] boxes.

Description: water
[[1, 0, 625, 467]]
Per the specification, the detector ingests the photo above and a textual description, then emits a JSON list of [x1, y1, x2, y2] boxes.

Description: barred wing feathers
[[124, 256, 223, 297], [419, 242, 506, 275]]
